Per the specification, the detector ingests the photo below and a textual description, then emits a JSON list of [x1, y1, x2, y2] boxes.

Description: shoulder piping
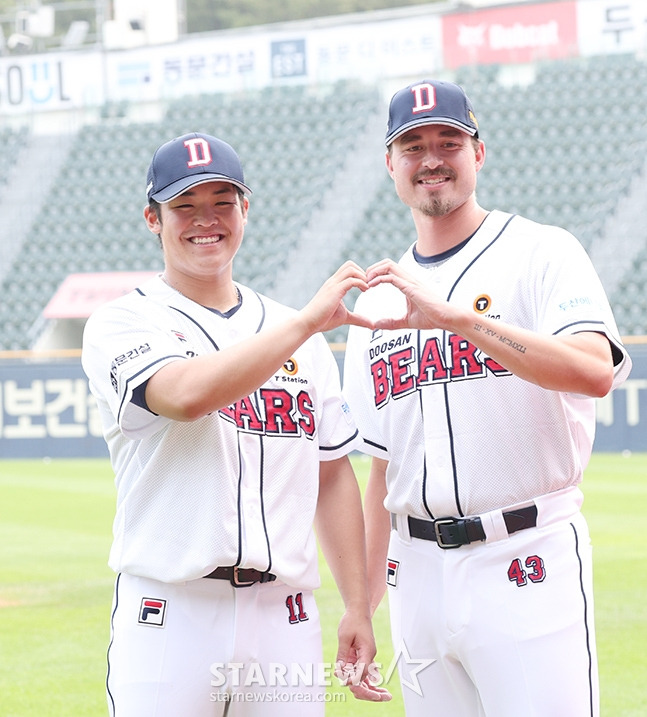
[[116, 354, 186, 423], [320, 429, 359, 452]]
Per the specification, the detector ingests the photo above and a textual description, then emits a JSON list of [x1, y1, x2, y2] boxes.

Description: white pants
[[107, 574, 325, 717], [387, 489, 599, 717]]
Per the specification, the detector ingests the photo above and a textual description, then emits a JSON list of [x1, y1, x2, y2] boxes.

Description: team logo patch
[[473, 294, 491, 313], [138, 597, 167, 627], [386, 559, 400, 588], [282, 358, 298, 375], [184, 137, 212, 167], [411, 83, 437, 113]]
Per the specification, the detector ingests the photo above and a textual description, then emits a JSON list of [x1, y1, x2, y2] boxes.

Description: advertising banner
[[0, 361, 107, 458], [576, 0, 647, 56], [442, 1, 579, 68], [3, 1, 647, 117], [0, 50, 102, 114], [1, 347, 645, 459]]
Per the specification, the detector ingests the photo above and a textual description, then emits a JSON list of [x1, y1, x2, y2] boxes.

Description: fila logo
[[386, 559, 399, 588], [184, 137, 212, 168], [138, 597, 167, 627], [410, 83, 437, 114]]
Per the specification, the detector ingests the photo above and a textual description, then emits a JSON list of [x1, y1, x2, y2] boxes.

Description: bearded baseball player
[[81, 132, 389, 715], [343, 80, 632, 715]]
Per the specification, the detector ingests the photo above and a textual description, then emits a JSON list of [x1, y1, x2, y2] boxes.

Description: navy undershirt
[[412, 234, 472, 266], [412, 214, 488, 266]]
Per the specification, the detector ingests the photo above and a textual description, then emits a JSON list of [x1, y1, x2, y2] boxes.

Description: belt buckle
[[433, 518, 463, 549], [230, 567, 256, 588]]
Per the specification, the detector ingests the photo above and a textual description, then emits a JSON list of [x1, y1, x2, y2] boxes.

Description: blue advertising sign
[[0, 346, 645, 459]]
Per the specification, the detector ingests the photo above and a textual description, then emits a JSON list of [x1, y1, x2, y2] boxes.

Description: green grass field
[[1, 453, 646, 716]]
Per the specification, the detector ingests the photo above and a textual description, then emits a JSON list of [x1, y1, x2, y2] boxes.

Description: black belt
[[407, 505, 538, 549], [204, 566, 277, 587]]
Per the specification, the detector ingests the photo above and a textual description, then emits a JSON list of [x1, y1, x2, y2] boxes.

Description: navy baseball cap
[[385, 80, 479, 146], [146, 132, 252, 202]]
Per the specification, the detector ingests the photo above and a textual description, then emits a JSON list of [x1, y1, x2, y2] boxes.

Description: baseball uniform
[[343, 210, 632, 716], [82, 275, 360, 716]]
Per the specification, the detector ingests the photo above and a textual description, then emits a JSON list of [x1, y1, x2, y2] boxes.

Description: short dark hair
[[148, 198, 162, 221]]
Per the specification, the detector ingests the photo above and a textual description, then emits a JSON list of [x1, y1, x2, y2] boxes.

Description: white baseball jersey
[[344, 210, 631, 518], [82, 275, 359, 587]]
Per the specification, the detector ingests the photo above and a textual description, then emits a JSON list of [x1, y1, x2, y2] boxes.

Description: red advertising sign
[[443, 1, 578, 68], [43, 271, 158, 319]]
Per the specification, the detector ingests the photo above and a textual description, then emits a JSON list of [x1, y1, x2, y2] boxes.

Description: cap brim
[[150, 174, 252, 202], [385, 117, 478, 146]]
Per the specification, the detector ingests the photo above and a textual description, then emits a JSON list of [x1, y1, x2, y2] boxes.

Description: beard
[[418, 196, 456, 217], [412, 170, 457, 217]]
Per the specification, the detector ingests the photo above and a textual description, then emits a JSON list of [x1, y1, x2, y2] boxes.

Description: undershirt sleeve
[[130, 379, 152, 412]]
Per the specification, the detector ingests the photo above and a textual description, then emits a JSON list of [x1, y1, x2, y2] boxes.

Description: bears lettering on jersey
[[219, 388, 316, 438], [369, 332, 510, 408]]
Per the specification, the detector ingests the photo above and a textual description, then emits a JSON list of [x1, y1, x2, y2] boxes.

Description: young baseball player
[[343, 80, 632, 716], [82, 132, 389, 716]]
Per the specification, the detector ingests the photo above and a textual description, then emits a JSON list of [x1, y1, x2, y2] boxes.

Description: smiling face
[[145, 180, 249, 287], [386, 124, 485, 219]]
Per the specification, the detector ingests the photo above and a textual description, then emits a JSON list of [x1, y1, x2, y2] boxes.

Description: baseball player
[[81, 132, 388, 716], [343, 80, 632, 716]]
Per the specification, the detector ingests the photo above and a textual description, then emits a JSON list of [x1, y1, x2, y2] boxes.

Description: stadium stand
[[0, 126, 28, 191], [461, 55, 647, 252], [0, 55, 646, 351], [0, 81, 382, 350], [164, 81, 384, 290], [328, 53, 647, 342]]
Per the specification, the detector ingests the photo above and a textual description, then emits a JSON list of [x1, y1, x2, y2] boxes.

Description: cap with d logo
[[385, 80, 479, 146], [146, 132, 252, 202]]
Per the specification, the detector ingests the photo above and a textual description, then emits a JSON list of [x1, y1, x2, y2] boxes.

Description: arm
[[146, 262, 373, 420], [366, 259, 614, 397], [364, 457, 391, 617], [315, 456, 391, 702]]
